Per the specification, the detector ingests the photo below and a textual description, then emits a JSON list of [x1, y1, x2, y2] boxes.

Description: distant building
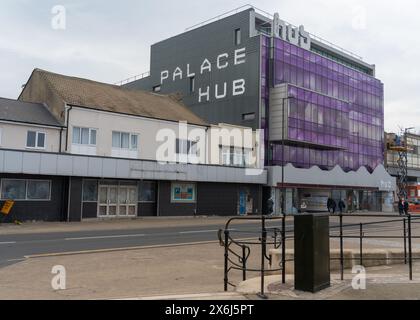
[[0, 69, 265, 222], [123, 6, 395, 213]]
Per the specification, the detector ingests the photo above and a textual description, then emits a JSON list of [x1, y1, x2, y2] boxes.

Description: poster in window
[[172, 183, 196, 202]]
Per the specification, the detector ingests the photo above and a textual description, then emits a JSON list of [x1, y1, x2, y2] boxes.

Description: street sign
[[1, 200, 15, 215]]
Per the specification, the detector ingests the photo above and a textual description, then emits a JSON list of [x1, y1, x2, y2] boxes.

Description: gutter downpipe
[[65, 105, 73, 152]]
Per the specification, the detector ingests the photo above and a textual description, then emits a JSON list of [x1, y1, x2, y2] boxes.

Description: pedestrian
[[398, 198, 404, 215], [403, 199, 410, 215], [338, 199, 346, 214], [266, 197, 274, 216], [330, 199, 337, 214], [327, 198, 333, 213]]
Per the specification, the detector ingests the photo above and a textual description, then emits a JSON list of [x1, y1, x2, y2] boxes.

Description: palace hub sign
[[160, 47, 247, 104]]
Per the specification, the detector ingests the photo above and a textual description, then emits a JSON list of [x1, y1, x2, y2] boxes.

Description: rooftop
[[0, 97, 62, 127], [23, 69, 208, 126]]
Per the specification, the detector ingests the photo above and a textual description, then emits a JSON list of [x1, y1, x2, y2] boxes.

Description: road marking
[[64, 234, 146, 241], [179, 229, 219, 234], [0, 242, 16, 245], [24, 237, 257, 259], [6, 258, 25, 262]]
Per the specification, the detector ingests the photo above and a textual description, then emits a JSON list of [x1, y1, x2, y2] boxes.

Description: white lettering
[[287, 26, 299, 46], [217, 53, 229, 69], [187, 64, 195, 78], [200, 59, 212, 74], [215, 83, 227, 99], [234, 48, 246, 65], [232, 79, 246, 96], [199, 86, 210, 103], [352, 265, 366, 290], [173, 67, 183, 81], [161, 70, 169, 84]]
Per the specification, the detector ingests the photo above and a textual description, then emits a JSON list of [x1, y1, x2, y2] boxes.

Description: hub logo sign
[[160, 48, 247, 104]]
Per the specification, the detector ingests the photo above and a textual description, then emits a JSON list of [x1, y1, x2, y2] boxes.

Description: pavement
[[0, 213, 419, 300]]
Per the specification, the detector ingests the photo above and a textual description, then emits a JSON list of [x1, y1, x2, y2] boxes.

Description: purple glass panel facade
[[266, 36, 384, 172]]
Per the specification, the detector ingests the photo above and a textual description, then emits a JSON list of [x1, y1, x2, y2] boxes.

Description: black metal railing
[[219, 213, 420, 296], [218, 215, 294, 297]]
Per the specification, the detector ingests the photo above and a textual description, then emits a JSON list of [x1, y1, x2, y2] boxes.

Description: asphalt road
[[0, 216, 407, 269], [0, 220, 296, 268]]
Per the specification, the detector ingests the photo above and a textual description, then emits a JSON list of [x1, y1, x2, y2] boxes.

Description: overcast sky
[[0, 0, 419, 133]]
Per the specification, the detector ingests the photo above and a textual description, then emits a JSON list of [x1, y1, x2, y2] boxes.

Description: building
[[0, 69, 266, 222], [123, 5, 395, 213]]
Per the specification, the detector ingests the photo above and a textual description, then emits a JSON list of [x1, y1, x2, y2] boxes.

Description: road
[[0, 215, 412, 269], [0, 220, 296, 268]]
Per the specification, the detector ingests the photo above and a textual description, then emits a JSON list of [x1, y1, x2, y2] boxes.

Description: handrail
[[114, 71, 150, 86]]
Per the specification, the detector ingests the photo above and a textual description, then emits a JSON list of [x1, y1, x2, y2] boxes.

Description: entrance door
[[98, 185, 137, 217], [118, 186, 137, 216]]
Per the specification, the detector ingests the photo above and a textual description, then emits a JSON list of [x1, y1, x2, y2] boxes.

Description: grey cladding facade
[[125, 9, 261, 129]]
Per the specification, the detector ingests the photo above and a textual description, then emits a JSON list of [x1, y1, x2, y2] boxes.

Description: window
[[1, 179, 51, 201], [72, 127, 97, 145], [26, 131, 46, 149], [189, 77, 195, 93], [1, 179, 26, 200], [27, 180, 51, 200], [139, 181, 156, 202], [112, 131, 138, 150], [83, 180, 98, 202], [235, 28, 241, 45], [153, 85, 161, 92], [242, 113, 256, 121], [176, 139, 197, 155], [171, 183, 196, 203]]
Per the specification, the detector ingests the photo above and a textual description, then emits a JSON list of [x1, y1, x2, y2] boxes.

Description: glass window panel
[[121, 133, 130, 149], [1, 179, 26, 200], [27, 180, 51, 200], [139, 181, 156, 202], [72, 127, 80, 144], [90, 130, 97, 145], [37, 133, 45, 148], [112, 132, 120, 148], [83, 180, 98, 202], [131, 135, 138, 150], [81, 128, 90, 145], [26, 131, 36, 148]]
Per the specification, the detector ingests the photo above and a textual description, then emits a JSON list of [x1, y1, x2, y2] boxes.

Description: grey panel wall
[[0, 150, 267, 185], [125, 9, 262, 129]]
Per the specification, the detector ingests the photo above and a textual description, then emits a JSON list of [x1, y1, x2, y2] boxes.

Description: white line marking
[[65, 234, 146, 241], [6, 258, 25, 262], [179, 230, 219, 234], [0, 242, 16, 245]]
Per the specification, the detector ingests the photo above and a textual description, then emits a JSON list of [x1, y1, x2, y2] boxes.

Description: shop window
[[1, 179, 51, 201], [139, 181, 156, 202], [83, 180, 98, 202]]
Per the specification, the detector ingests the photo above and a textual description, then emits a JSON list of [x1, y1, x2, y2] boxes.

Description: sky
[[0, 0, 419, 133]]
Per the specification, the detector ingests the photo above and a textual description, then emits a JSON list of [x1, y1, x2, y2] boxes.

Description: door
[[98, 185, 137, 217], [118, 186, 137, 217]]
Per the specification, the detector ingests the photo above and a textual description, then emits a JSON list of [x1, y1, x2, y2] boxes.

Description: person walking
[[330, 199, 337, 214], [398, 198, 404, 215], [403, 198, 410, 215], [327, 198, 333, 213], [338, 199, 346, 214]]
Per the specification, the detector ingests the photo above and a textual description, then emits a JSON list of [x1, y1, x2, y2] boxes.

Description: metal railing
[[219, 213, 420, 296], [218, 215, 292, 298], [114, 71, 150, 86]]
